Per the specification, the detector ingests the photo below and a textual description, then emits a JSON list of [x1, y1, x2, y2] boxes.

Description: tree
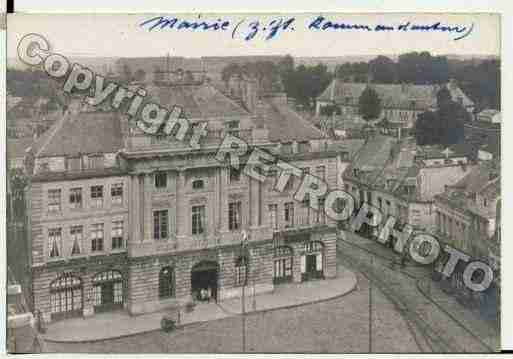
[[358, 86, 382, 120], [414, 88, 470, 146], [369, 56, 397, 83]]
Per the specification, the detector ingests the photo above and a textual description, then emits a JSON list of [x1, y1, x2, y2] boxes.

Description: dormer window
[[66, 156, 82, 171], [88, 155, 104, 169], [192, 179, 205, 190], [230, 167, 241, 183]]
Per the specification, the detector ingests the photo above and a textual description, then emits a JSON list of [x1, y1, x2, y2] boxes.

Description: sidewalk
[[43, 265, 356, 343]]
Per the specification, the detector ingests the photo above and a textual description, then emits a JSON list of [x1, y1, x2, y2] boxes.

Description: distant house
[[316, 79, 474, 136]]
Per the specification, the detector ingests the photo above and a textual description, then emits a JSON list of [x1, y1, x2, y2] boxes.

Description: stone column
[[142, 173, 152, 241], [219, 166, 229, 233], [249, 177, 260, 229], [176, 170, 186, 240]]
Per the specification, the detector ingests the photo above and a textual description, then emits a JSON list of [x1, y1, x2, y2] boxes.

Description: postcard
[[5, 13, 500, 353]]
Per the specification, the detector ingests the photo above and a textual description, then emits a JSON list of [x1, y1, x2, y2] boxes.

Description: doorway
[[191, 261, 218, 302]]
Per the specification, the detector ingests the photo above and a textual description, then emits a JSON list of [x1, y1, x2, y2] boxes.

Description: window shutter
[[300, 255, 306, 273], [316, 253, 323, 271]]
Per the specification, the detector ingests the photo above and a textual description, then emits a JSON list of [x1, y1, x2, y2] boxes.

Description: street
[[43, 230, 499, 353]]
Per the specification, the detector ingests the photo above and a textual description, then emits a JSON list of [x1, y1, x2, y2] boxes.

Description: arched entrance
[[50, 272, 83, 320], [92, 270, 123, 312], [191, 261, 218, 302], [301, 241, 325, 281]]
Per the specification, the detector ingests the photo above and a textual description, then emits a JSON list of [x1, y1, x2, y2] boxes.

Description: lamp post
[[241, 230, 249, 353]]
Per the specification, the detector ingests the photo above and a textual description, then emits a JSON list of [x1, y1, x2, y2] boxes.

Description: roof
[[342, 135, 397, 187], [257, 98, 325, 142], [328, 138, 365, 158], [452, 161, 499, 193], [145, 83, 250, 119], [7, 137, 34, 159], [317, 79, 474, 110], [416, 143, 471, 160], [31, 111, 123, 158], [116, 57, 206, 74]]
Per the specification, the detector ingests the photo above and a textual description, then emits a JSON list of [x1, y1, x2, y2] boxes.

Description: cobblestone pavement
[[338, 230, 499, 352], [44, 263, 421, 353]]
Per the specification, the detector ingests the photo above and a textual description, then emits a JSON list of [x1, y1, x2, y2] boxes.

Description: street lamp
[[241, 230, 249, 353]]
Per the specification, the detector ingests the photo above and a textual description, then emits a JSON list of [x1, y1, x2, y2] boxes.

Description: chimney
[[243, 77, 258, 113]]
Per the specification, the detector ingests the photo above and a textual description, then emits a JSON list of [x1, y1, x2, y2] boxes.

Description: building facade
[[25, 80, 342, 323]]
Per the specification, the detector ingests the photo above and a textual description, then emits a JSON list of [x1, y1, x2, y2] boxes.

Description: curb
[[43, 271, 357, 344]]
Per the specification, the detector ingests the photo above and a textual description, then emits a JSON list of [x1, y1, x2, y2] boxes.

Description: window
[[227, 120, 240, 137], [69, 188, 82, 209], [230, 167, 241, 183], [192, 205, 206, 235], [90, 185, 104, 208], [274, 246, 293, 284], [317, 198, 326, 224], [70, 226, 83, 255], [159, 267, 175, 298], [91, 223, 104, 252], [269, 204, 278, 229], [284, 202, 294, 227], [227, 120, 239, 129], [50, 273, 82, 316], [192, 179, 204, 189], [154, 171, 167, 188], [229, 201, 242, 231], [48, 189, 61, 212], [111, 221, 124, 249], [111, 183, 123, 205], [88, 155, 104, 169], [316, 165, 326, 181], [378, 197, 383, 209], [281, 143, 293, 154], [153, 210, 169, 240], [48, 228, 62, 258], [284, 173, 294, 191], [298, 141, 310, 153], [66, 157, 81, 171], [235, 256, 248, 286]]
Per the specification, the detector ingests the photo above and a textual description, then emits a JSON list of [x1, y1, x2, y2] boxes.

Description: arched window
[[159, 266, 175, 299], [50, 272, 83, 318]]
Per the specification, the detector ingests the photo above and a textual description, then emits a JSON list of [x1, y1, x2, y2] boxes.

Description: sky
[[7, 13, 500, 59]]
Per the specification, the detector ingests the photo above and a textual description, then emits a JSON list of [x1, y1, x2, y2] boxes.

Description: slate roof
[[31, 111, 123, 158], [318, 79, 474, 110], [144, 83, 250, 119], [451, 161, 499, 193], [342, 135, 397, 186], [258, 98, 325, 142]]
